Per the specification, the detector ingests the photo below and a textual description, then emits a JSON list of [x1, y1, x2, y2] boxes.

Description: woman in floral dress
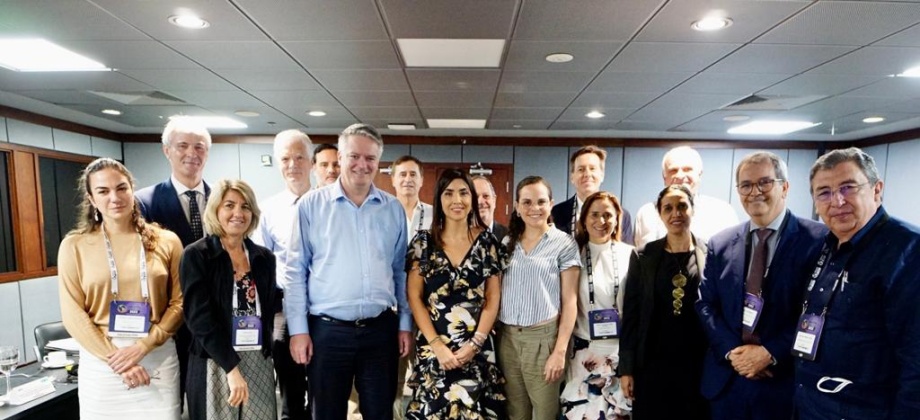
[[405, 169, 506, 419]]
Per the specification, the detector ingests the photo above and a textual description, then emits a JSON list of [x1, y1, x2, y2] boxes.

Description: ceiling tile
[[61, 41, 200, 70], [171, 90, 266, 108], [550, 120, 617, 130], [488, 120, 552, 129], [504, 41, 622, 72], [168, 41, 299, 70], [235, 0, 388, 41], [876, 23, 920, 47], [216, 69, 322, 91], [759, 73, 882, 96], [283, 41, 401, 70], [498, 71, 595, 93], [420, 108, 490, 119], [790, 96, 900, 121], [569, 92, 660, 109], [350, 107, 421, 120], [406, 70, 500, 91], [629, 93, 743, 123], [514, 0, 661, 41], [118, 69, 236, 91], [414, 91, 494, 108], [92, 0, 268, 41], [613, 120, 679, 131], [310, 70, 410, 91], [708, 44, 856, 74], [0, 0, 147, 41], [608, 42, 741, 73], [332, 91, 417, 107], [587, 72, 693, 93], [672, 73, 792, 95], [841, 77, 920, 99], [494, 92, 578, 108], [381, 0, 516, 38], [490, 108, 564, 120], [11, 90, 126, 107], [557, 107, 634, 121], [250, 90, 343, 110], [756, 1, 920, 46], [0, 71, 154, 92], [637, 0, 810, 43], [809, 46, 920, 76]]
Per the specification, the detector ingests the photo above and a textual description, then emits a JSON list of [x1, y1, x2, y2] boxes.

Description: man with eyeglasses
[[793, 147, 920, 419], [696, 152, 827, 420]]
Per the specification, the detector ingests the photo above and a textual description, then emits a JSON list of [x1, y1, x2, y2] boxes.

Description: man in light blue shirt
[[284, 123, 411, 420]]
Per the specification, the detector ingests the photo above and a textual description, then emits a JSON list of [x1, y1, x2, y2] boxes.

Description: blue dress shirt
[[282, 181, 410, 335]]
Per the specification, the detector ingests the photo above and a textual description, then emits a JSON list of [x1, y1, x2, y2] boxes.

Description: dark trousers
[[273, 315, 310, 420], [176, 324, 191, 407], [308, 311, 398, 420], [711, 375, 794, 420]]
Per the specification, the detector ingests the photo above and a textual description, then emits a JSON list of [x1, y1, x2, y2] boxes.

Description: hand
[[107, 344, 147, 374], [289, 334, 313, 365], [453, 343, 477, 366], [728, 345, 773, 379], [431, 341, 461, 371], [620, 375, 634, 400], [226, 367, 249, 407], [121, 365, 151, 389], [543, 351, 566, 383], [398, 331, 414, 358]]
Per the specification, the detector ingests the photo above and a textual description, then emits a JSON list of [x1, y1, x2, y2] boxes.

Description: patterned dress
[[405, 230, 507, 420]]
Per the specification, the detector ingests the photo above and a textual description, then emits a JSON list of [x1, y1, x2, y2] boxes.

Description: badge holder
[[108, 300, 151, 337], [742, 292, 764, 334], [792, 312, 825, 361], [588, 308, 619, 339], [232, 315, 263, 352]]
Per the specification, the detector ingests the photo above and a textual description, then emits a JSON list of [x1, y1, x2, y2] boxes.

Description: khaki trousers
[[498, 322, 562, 420]]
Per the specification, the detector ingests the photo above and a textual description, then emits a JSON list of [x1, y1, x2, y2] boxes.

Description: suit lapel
[[725, 224, 748, 326]]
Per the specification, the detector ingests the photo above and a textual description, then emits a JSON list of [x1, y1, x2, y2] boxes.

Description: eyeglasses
[[813, 182, 868, 203], [737, 178, 784, 196]]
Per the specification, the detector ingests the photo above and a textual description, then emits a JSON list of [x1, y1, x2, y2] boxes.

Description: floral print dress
[[405, 230, 507, 420]]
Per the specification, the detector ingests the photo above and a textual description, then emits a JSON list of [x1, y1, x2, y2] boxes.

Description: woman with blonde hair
[[59, 157, 184, 419]]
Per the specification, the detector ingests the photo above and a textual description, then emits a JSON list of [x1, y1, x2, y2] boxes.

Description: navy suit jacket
[[551, 194, 634, 245], [136, 178, 211, 248], [696, 210, 827, 399]]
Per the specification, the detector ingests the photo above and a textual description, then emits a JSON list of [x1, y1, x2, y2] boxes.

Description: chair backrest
[[34, 321, 70, 359]]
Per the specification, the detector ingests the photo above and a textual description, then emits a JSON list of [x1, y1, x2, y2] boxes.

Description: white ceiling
[[1, 0, 919, 141]]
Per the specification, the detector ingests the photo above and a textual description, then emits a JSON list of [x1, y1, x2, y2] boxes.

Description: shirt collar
[[750, 207, 788, 232], [330, 179, 383, 204], [280, 188, 301, 206], [171, 174, 205, 196], [827, 205, 887, 249]]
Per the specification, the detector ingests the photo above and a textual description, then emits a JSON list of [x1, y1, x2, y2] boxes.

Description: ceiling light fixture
[[427, 119, 486, 129], [722, 115, 750, 122], [586, 111, 606, 119], [101, 109, 122, 116], [692, 16, 733, 32], [727, 120, 819, 135], [387, 123, 416, 130], [168, 115, 246, 129], [0, 39, 111, 72], [307, 110, 326, 117], [234, 110, 260, 117], [168, 14, 210, 29], [545, 53, 574, 63], [896, 65, 920, 78], [398, 39, 504, 68], [862, 116, 885, 123]]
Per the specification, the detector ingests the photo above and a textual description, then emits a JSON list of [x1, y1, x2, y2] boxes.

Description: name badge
[[742, 293, 764, 333], [232, 315, 262, 351], [588, 308, 619, 339], [108, 300, 151, 337], [792, 313, 825, 361]]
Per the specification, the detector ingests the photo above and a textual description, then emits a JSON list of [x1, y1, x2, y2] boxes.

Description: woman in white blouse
[[560, 191, 634, 419], [498, 176, 581, 420]]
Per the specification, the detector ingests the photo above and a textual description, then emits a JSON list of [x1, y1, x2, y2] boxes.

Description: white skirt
[[79, 337, 180, 420]]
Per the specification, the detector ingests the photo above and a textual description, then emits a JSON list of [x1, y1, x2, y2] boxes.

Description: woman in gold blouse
[[58, 157, 184, 420]]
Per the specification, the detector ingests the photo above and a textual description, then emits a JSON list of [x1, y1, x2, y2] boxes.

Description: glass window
[[0, 152, 15, 273], [39, 157, 85, 267]]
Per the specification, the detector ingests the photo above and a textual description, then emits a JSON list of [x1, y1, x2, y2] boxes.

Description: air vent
[[88, 91, 187, 105], [722, 94, 826, 111]]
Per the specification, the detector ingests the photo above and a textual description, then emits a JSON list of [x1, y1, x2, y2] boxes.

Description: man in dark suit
[[696, 151, 827, 420], [551, 146, 634, 244], [472, 175, 507, 239], [135, 117, 212, 407]]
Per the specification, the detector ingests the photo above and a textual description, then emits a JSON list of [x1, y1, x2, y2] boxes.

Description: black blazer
[[491, 222, 509, 243], [136, 178, 211, 247], [619, 236, 707, 376], [180, 235, 277, 372], [551, 194, 635, 245]]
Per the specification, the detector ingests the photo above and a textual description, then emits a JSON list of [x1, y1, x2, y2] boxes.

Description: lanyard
[[585, 242, 620, 309], [569, 199, 578, 236], [102, 225, 149, 300], [231, 246, 261, 317]]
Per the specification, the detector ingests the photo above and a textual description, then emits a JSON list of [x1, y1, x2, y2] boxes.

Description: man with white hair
[[136, 117, 212, 408], [254, 129, 313, 420], [633, 146, 738, 249]]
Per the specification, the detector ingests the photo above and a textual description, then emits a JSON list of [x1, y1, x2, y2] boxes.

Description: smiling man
[[696, 152, 826, 420], [552, 146, 634, 244], [312, 143, 340, 188], [793, 147, 920, 419], [390, 155, 433, 242]]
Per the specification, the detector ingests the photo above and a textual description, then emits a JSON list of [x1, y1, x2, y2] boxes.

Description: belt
[[310, 310, 392, 328]]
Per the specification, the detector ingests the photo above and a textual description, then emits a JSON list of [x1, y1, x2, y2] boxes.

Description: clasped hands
[[107, 343, 150, 390], [728, 344, 773, 379]]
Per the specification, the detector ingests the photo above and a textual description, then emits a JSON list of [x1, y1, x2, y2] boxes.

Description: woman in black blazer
[[619, 185, 710, 420], [180, 179, 278, 420]]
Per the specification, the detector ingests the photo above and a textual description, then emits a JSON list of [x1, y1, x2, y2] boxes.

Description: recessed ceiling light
[[308, 110, 326, 117], [727, 120, 819, 135], [387, 123, 416, 130], [722, 115, 750, 122], [427, 119, 486, 129], [101, 109, 122, 116], [862, 116, 885, 123], [0, 39, 111, 72], [234, 110, 260, 117], [168, 15, 210, 29], [586, 111, 605, 119], [168, 115, 246, 129], [545, 53, 574, 63], [398, 39, 504, 68], [692, 16, 733, 32], [896, 65, 920, 78], [513, 124, 522, 128]]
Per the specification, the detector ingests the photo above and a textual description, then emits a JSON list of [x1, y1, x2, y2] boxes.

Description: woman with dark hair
[[405, 169, 506, 419], [498, 176, 581, 420], [560, 191, 634, 419], [619, 185, 710, 419], [58, 157, 184, 419], [180, 179, 278, 420]]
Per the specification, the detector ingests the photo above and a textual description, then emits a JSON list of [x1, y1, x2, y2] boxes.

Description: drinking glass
[[0, 346, 19, 402]]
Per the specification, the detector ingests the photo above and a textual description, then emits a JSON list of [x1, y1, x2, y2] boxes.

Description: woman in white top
[[560, 191, 634, 419], [498, 176, 581, 420]]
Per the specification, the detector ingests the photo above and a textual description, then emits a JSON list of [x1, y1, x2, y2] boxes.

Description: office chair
[[33, 321, 70, 360]]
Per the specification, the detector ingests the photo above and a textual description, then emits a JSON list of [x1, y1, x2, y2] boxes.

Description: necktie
[[743, 228, 773, 344], [185, 190, 204, 240]]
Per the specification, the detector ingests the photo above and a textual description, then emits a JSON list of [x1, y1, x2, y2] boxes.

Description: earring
[[94, 208, 102, 222]]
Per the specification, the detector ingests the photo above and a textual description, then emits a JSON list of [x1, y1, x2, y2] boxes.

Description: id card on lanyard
[[104, 228, 152, 338], [232, 248, 263, 352], [792, 244, 841, 361], [586, 244, 621, 340]]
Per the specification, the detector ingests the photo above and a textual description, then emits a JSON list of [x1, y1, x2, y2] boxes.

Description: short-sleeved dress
[[405, 230, 507, 420]]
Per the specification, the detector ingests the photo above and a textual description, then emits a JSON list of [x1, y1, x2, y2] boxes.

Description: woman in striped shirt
[[498, 176, 581, 420]]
